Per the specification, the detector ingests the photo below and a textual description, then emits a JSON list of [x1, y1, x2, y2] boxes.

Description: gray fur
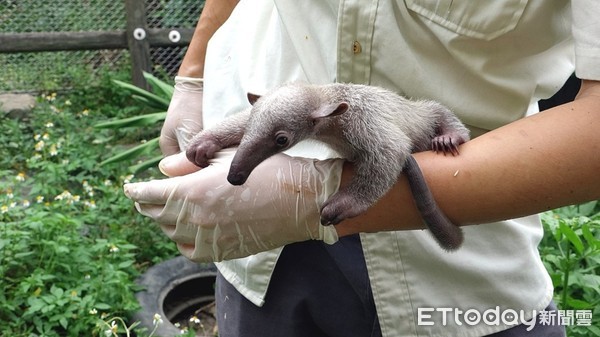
[[186, 83, 470, 250]]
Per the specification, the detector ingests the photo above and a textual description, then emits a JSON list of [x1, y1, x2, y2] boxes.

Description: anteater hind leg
[[320, 150, 404, 226]]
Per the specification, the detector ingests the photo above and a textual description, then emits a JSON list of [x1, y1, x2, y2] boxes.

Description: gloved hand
[[159, 76, 204, 155], [123, 149, 344, 262]]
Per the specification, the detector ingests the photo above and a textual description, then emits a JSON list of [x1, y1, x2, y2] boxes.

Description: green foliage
[[540, 201, 600, 337], [1, 86, 178, 336], [0, 52, 132, 93], [0, 212, 139, 335], [94, 72, 172, 173]]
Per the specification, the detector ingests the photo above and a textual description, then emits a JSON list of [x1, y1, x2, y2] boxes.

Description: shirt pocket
[[404, 0, 528, 40]]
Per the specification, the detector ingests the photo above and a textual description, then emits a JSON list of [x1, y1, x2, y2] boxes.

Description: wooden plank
[[0, 28, 194, 53], [146, 28, 195, 47], [0, 0, 196, 89], [0, 31, 127, 53], [125, 0, 151, 89]]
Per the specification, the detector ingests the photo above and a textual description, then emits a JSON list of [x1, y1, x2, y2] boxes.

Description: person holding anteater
[[125, 1, 600, 336]]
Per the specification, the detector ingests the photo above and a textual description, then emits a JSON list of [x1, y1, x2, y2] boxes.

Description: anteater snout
[[227, 171, 248, 186]]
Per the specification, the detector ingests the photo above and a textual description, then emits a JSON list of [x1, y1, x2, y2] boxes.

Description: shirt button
[[353, 40, 362, 54]]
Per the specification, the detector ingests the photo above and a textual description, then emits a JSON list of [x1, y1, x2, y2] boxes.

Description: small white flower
[[54, 190, 72, 201], [45, 122, 54, 128], [46, 92, 57, 101], [89, 308, 98, 315], [22, 200, 30, 208], [15, 172, 26, 181], [153, 313, 163, 326], [109, 244, 119, 253], [49, 144, 58, 156], [104, 320, 118, 336]]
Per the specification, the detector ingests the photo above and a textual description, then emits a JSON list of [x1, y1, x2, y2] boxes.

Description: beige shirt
[[203, 1, 599, 336]]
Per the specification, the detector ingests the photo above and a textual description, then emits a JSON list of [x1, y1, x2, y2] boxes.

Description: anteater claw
[[432, 136, 462, 156]]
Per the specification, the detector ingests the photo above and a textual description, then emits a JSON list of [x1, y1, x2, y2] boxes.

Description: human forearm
[[178, 0, 238, 77], [336, 80, 600, 236], [160, 0, 238, 155]]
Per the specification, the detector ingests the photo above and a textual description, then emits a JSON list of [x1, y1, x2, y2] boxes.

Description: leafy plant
[[540, 201, 600, 337], [94, 72, 172, 173], [0, 210, 139, 335], [0, 86, 178, 336]]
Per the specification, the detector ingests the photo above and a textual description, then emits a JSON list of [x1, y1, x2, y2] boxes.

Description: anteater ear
[[247, 93, 261, 105], [311, 102, 349, 120]]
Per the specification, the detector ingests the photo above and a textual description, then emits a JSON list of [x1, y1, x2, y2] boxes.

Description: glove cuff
[[174, 76, 204, 92], [175, 76, 204, 82], [320, 224, 339, 244]]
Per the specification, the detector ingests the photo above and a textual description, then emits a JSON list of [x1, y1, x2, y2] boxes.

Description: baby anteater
[[186, 83, 470, 251]]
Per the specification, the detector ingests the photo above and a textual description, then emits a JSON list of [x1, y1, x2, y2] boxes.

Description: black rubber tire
[[132, 256, 217, 336]]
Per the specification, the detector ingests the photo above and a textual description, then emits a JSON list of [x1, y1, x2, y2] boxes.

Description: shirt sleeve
[[571, 0, 600, 80]]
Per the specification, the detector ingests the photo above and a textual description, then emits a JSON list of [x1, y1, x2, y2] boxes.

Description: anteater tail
[[403, 155, 464, 251]]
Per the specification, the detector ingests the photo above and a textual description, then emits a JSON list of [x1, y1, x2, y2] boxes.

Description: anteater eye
[[275, 132, 289, 147]]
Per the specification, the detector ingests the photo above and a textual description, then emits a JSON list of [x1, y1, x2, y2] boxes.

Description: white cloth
[[202, 0, 600, 336]]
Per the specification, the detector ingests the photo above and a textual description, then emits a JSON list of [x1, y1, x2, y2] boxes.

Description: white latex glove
[[159, 76, 204, 155], [123, 149, 343, 262]]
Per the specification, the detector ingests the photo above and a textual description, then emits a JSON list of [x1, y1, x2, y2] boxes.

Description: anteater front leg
[[431, 104, 470, 155], [186, 108, 251, 167]]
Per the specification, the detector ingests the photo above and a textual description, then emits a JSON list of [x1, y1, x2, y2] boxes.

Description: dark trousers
[[217, 235, 381, 337], [216, 235, 565, 337]]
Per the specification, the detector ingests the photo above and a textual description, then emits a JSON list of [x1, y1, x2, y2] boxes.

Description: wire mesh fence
[[0, 0, 203, 93]]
